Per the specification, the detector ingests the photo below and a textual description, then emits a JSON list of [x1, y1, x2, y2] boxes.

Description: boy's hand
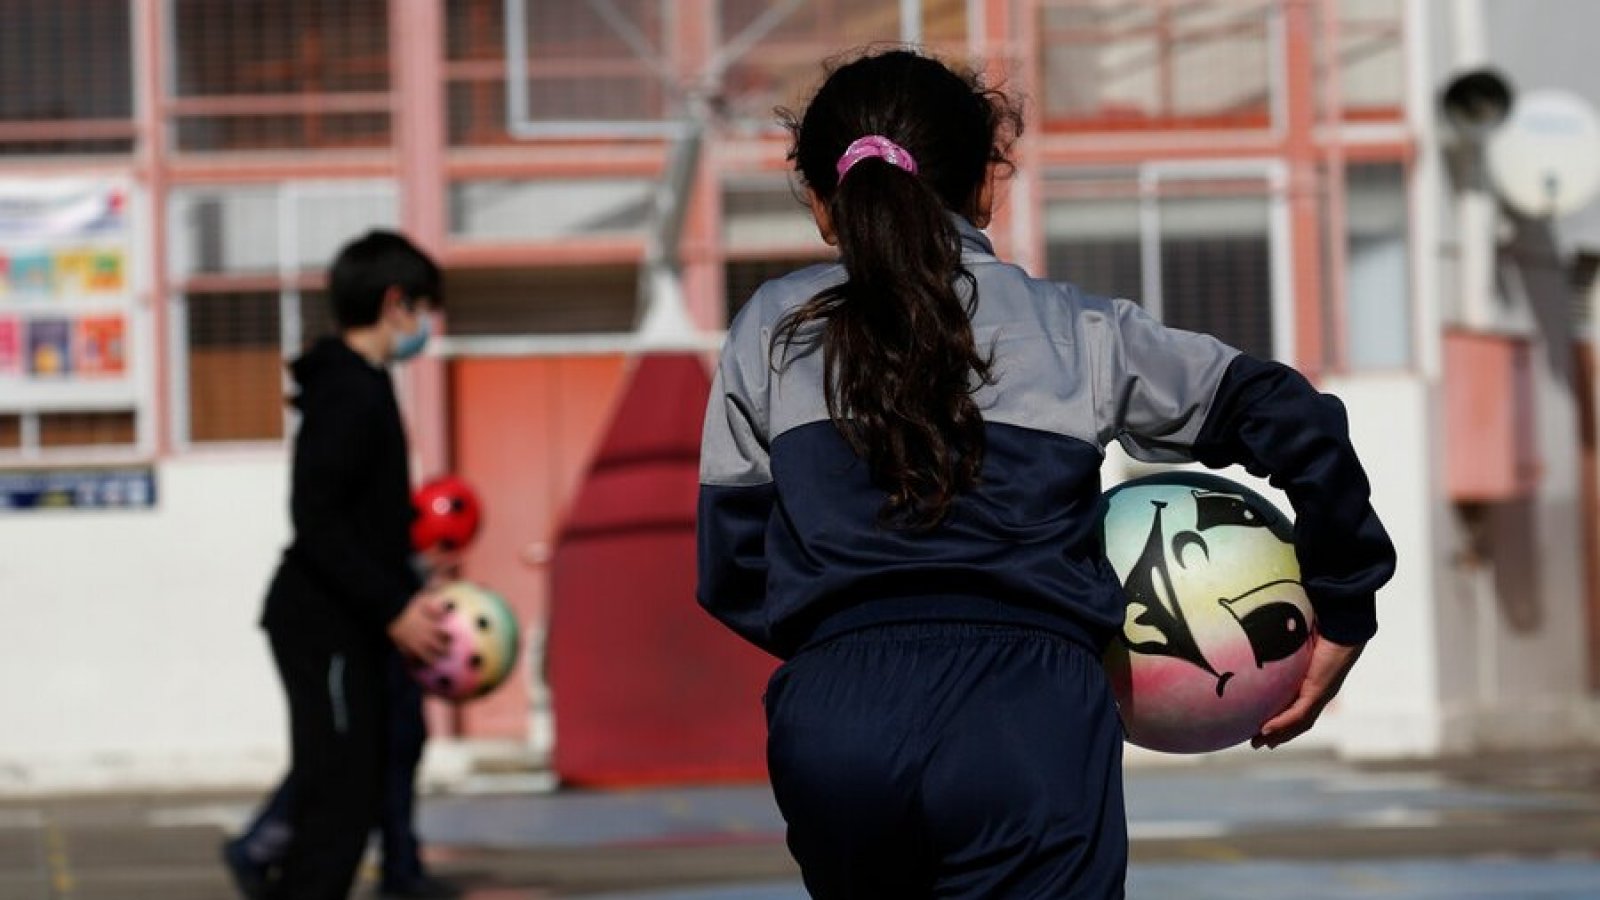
[[1251, 636, 1364, 749], [388, 593, 451, 663]]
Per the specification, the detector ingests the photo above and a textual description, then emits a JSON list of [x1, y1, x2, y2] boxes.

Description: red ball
[[412, 476, 483, 553]]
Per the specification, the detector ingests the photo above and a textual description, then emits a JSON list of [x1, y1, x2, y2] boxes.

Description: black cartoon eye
[[1194, 491, 1267, 531], [1237, 601, 1310, 666], [1221, 581, 1311, 667]]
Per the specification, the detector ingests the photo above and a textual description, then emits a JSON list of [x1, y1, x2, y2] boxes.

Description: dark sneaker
[[219, 838, 268, 900], [379, 874, 463, 899]]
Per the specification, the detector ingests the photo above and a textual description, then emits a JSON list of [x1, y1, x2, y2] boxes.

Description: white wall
[[1314, 375, 1448, 757], [0, 455, 291, 793]]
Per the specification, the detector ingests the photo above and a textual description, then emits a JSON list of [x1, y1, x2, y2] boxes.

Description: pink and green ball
[[1100, 472, 1315, 754], [411, 581, 521, 702]]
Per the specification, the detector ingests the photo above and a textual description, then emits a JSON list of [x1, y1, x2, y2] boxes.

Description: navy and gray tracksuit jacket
[[697, 217, 1396, 660]]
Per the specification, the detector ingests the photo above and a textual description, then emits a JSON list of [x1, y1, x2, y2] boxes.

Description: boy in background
[[228, 231, 456, 900]]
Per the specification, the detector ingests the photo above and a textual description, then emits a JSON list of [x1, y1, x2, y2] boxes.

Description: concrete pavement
[[1, 749, 1598, 899]]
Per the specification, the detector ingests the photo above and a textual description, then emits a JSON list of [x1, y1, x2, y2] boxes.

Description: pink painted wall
[[449, 355, 631, 738]]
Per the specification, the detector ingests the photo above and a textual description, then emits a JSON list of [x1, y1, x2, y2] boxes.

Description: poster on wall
[[74, 315, 126, 376], [26, 318, 71, 377], [0, 317, 18, 376], [0, 179, 140, 461], [9, 251, 53, 296], [0, 178, 133, 335]]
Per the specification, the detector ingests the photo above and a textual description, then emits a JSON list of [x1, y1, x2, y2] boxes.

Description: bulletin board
[[0, 177, 149, 462]]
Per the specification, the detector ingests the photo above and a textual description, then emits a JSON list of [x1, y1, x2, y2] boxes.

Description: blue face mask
[[392, 312, 431, 362]]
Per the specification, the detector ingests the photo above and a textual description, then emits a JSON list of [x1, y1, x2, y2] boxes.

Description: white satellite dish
[[1486, 89, 1600, 218]]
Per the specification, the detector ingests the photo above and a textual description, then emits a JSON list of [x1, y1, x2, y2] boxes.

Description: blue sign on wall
[[0, 467, 156, 510]]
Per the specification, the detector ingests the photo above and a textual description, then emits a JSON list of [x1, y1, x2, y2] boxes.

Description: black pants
[[765, 622, 1127, 899], [239, 650, 427, 887], [265, 630, 386, 900]]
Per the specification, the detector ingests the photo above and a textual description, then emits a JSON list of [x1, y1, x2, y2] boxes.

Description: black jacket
[[262, 337, 420, 643]]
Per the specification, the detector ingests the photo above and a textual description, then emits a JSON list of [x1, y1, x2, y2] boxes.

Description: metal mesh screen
[[1038, 0, 1274, 131], [1158, 194, 1274, 360], [184, 291, 285, 443], [505, 0, 675, 134], [446, 0, 513, 146], [170, 182, 398, 443], [725, 256, 823, 320], [1046, 173, 1277, 361], [170, 0, 392, 151], [715, 0, 963, 129], [449, 178, 655, 242], [1330, 0, 1404, 121], [297, 289, 338, 351], [721, 176, 819, 252], [0, 0, 135, 155], [445, 267, 640, 336], [38, 410, 137, 448]]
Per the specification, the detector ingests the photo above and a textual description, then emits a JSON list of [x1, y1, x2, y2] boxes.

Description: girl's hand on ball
[[1251, 637, 1364, 750], [388, 593, 451, 663]]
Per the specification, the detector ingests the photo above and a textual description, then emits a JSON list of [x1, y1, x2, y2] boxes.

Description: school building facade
[[1, 0, 1596, 790]]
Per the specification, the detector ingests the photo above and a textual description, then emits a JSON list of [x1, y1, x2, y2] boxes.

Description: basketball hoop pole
[[636, 113, 717, 352]]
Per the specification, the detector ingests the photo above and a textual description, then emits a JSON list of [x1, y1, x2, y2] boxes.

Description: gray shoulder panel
[[709, 256, 1239, 465]]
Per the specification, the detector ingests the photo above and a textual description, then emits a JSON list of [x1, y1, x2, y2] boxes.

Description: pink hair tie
[[836, 135, 918, 181]]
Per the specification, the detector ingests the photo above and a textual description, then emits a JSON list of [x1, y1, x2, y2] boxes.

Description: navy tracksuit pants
[[765, 621, 1127, 899]]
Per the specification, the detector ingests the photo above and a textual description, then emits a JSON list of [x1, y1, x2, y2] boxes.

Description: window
[[726, 257, 822, 321], [184, 291, 284, 443], [446, 267, 640, 336], [446, 0, 514, 146], [1158, 193, 1274, 360], [1045, 187, 1143, 301], [1047, 171, 1278, 361], [721, 177, 831, 322], [1328, 0, 1405, 123], [0, 0, 135, 156], [722, 177, 818, 253], [1037, 0, 1274, 132], [169, 182, 400, 445], [170, 0, 391, 151], [717, 0, 972, 129], [494, 0, 675, 138], [449, 179, 656, 243], [1344, 162, 1411, 369], [39, 411, 137, 449]]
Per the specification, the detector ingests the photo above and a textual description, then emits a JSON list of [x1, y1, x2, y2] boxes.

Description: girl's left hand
[[1251, 636, 1365, 749]]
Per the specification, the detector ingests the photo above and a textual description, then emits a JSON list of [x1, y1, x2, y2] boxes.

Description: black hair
[[771, 49, 1022, 530], [328, 230, 442, 329]]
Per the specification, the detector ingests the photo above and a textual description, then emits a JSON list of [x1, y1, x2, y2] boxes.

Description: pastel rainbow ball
[[1100, 472, 1315, 753]]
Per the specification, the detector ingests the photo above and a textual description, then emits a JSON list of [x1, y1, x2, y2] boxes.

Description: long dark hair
[[772, 49, 1022, 529]]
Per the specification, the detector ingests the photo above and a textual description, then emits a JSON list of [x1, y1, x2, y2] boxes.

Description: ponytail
[[772, 157, 995, 530], [770, 50, 1020, 530]]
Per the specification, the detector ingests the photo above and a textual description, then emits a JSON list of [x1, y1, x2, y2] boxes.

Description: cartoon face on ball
[[409, 581, 520, 702], [1102, 473, 1315, 753]]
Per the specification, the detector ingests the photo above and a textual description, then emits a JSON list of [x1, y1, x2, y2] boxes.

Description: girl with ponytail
[[698, 49, 1393, 898]]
